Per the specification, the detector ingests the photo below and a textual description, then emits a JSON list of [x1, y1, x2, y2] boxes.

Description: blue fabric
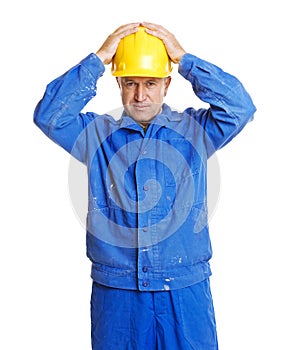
[[91, 278, 218, 349], [34, 53, 256, 291]]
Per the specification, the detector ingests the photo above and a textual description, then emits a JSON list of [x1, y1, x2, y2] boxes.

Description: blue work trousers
[[90, 278, 218, 349]]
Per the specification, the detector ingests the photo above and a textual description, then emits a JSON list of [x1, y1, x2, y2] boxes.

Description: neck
[[139, 122, 150, 133]]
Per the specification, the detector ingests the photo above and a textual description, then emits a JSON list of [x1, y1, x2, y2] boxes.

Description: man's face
[[117, 76, 171, 126]]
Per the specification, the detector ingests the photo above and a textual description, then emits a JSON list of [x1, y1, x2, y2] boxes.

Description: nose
[[135, 84, 146, 102]]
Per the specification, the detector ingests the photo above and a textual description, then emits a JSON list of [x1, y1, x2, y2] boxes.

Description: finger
[[141, 22, 164, 30], [141, 23, 171, 49], [114, 22, 141, 39], [141, 22, 168, 35]]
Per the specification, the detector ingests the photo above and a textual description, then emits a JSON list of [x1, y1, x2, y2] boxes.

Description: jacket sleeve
[[33, 53, 105, 153], [178, 53, 256, 156]]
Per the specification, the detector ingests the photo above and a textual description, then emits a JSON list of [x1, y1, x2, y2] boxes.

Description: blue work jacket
[[34, 53, 256, 291]]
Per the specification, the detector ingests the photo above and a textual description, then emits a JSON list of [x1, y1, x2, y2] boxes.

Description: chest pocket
[[162, 138, 201, 187]]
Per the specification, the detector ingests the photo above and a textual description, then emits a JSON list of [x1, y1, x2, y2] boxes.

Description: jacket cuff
[[80, 53, 106, 80], [178, 53, 198, 79]]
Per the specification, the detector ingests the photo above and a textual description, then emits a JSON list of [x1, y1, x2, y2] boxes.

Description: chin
[[131, 111, 154, 123]]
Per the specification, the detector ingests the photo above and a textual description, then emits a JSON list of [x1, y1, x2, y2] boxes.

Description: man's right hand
[[96, 23, 140, 65]]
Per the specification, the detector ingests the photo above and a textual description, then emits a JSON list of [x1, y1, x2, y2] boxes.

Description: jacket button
[[143, 185, 149, 191], [142, 281, 149, 287], [142, 266, 148, 272]]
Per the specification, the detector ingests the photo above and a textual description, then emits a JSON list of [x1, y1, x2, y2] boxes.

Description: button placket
[[138, 231, 152, 290], [135, 140, 157, 290]]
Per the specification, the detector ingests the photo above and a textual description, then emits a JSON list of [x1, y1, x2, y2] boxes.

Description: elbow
[[243, 85, 257, 121], [33, 102, 41, 127], [245, 100, 257, 123], [33, 100, 50, 136]]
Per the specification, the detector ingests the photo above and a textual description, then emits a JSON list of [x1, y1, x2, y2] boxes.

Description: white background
[[1, 0, 288, 349]]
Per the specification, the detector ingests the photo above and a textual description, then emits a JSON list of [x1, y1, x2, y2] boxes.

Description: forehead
[[119, 76, 163, 83]]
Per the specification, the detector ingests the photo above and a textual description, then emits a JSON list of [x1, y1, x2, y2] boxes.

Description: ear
[[164, 76, 172, 97], [116, 77, 121, 88]]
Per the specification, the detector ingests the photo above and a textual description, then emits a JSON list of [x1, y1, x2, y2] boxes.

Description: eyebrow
[[122, 77, 161, 82]]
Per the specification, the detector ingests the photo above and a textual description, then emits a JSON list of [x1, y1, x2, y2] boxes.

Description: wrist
[[96, 50, 111, 65]]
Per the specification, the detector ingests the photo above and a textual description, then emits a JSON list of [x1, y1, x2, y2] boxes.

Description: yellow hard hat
[[111, 26, 172, 78]]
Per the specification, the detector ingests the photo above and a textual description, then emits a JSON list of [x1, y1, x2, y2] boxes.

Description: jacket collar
[[118, 103, 182, 131]]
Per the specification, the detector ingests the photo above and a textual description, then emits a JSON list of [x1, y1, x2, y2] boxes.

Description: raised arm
[[34, 23, 142, 153], [142, 22, 256, 153]]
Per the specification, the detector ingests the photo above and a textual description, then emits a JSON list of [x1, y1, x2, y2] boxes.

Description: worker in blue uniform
[[34, 22, 256, 349]]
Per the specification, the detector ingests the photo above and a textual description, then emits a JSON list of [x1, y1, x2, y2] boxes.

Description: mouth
[[132, 103, 151, 110]]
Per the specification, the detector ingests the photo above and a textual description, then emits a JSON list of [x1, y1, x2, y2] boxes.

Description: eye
[[124, 81, 136, 88], [146, 81, 157, 88]]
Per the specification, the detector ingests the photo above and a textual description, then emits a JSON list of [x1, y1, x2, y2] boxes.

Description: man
[[34, 22, 256, 350]]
